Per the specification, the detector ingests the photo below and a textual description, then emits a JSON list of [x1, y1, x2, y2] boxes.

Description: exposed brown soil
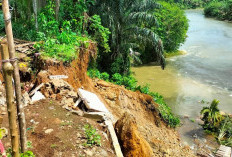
[[93, 80, 196, 157], [1, 99, 116, 157], [115, 112, 154, 157]]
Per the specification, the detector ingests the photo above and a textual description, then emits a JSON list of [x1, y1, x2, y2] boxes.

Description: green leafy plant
[[84, 124, 101, 146], [204, 0, 232, 21], [91, 0, 165, 75], [200, 99, 232, 146], [26, 141, 33, 149], [0, 128, 7, 140], [20, 151, 35, 157], [89, 15, 111, 52], [201, 99, 223, 132], [5, 149, 35, 157]]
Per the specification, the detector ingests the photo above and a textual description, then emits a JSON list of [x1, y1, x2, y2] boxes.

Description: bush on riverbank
[[204, 0, 232, 21], [88, 69, 180, 128], [153, 1, 189, 53], [140, 1, 189, 63], [165, 0, 210, 9], [201, 99, 232, 147]]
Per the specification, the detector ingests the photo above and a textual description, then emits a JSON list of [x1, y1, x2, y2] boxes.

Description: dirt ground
[[1, 98, 115, 157]]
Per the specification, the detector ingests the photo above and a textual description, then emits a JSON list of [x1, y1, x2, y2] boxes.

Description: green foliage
[[0, 11, 5, 33], [170, 0, 210, 9], [89, 15, 111, 52], [150, 92, 180, 127], [152, 1, 189, 53], [5, 150, 35, 157], [7, 0, 110, 63], [91, 0, 165, 75], [20, 151, 35, 157], [0, 128, 7, 140], [200, 99, 232, 147], [201, 99, 223, 132], [100, 72, 110, 81], [84, 124, 101, 146], [204, 0, 232, 21], [87, 69, 180, 127]]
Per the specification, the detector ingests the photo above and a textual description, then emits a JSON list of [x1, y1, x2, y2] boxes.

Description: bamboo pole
[[1, 42, 20, 157], [2, 0, 27, 152]]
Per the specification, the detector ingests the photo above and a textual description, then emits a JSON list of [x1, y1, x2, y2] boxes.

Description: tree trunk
[[1, 41, 20, 157], [32, 0, 38, 30], [55, 0, 60, 21], [2, 0, 27, 152]]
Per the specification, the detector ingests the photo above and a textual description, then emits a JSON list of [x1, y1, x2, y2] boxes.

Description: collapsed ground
[[0, 41, 198, 157]]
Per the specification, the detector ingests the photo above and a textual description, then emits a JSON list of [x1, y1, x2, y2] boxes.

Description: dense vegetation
[[168, 0, 210, 9], [204, 0, 232, 21], [201, 100, 232, 146], [140, 1, 188, 64]]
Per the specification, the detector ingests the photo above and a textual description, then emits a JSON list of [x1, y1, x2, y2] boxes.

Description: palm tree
[[201, 99, 223, 131], [90, 0, 165, 75]]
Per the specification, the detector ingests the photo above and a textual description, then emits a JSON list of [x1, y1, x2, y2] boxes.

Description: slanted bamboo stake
[[2, 0, 27, 152], [1, 42, 20, 157]]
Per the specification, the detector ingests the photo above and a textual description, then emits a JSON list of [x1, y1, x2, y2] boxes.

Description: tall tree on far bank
[[90, 0, 165, 75]]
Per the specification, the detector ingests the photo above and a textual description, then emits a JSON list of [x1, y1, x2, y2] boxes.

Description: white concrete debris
[[216, 145, 232, 157], [78, 88, 109, 113], [31, 91, 45, 103]]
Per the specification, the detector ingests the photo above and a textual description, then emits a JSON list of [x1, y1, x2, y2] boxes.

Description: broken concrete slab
[[31, 91, 45, 103], [78, 88, 109, 113]]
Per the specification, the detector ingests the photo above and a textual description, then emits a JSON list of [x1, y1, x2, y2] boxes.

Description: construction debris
[[215, 145, 232, 157], [77, 88, 109, 113], [31, 91, 45, 103]]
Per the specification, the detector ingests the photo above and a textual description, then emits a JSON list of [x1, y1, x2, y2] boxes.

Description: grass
[[164, 50, 187, 58]]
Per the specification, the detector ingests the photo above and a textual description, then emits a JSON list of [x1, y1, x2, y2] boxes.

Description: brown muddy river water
[[132, 9, 232, 147]]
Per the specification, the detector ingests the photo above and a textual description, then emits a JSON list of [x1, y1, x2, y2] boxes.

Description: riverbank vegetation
[[201, 99, 232, 147], [166, 0, 210, 9], [204, 0, 232, 21], [170, 0, 232, 21]]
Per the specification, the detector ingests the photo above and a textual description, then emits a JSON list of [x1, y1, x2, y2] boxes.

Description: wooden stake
[[2, 0, 27, 152], [1, 42, 20, 157]]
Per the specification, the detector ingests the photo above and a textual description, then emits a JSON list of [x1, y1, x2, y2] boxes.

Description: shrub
[[200, 100, 232, 147], [84, 124, 101, 146], [204, 0, 232, 21], [101, 72, 110, 81], [152, 1, 189, 53], [111, 73, 123, 85]]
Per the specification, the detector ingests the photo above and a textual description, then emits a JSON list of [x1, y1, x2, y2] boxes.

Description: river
[[132, 9, 232, 147]]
